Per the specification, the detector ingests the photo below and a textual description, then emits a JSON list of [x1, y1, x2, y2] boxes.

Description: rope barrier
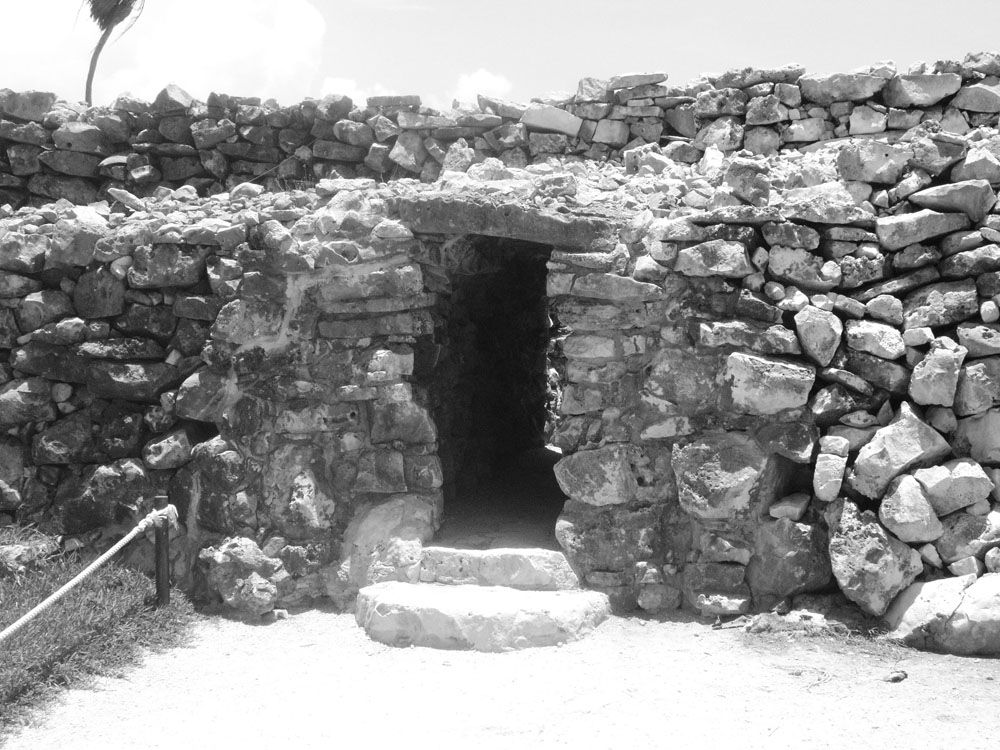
[[0, 505, 177, 647]]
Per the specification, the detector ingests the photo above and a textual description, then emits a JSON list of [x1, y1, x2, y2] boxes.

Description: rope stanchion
[[0, 505, 177, 647]]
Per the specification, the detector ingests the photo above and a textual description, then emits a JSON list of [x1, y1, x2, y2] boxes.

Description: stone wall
[[3, 54, 1000, 641], [3, 52, 998, 208]]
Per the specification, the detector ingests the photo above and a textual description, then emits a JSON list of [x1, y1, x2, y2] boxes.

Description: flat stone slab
[[356, 582, 610, 651], [419, 547, 580, 590]]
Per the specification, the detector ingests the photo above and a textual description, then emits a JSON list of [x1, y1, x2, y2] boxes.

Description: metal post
[[153, 494, 170, 607]]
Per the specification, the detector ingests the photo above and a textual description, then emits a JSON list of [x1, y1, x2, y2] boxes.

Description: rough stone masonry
[[3, 51, 1000, 654]]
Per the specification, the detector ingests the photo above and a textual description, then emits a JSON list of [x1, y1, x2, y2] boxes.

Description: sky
[[1, 0, 1000, 111]]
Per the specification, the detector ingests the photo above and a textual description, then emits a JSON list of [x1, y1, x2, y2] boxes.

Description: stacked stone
[[4, 57, 1000, 648], [0, 182, 256, 581], [3, 52, 999, 209], [653, 52, 1000, 157], [0, 81, 667, 209], [594, 93, 1000, 623]]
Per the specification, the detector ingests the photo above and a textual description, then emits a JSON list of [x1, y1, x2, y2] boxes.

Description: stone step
[[417, 546, 580, 591], [356, 581, 610, 651]]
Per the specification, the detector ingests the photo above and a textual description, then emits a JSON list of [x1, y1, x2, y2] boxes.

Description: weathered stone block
[[828, 499, 922, 616], [723, 352, 815, 416], [554, 445, 637, 507], [848, 402, 952, 500]]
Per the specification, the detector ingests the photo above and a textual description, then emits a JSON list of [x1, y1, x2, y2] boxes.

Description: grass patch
[[0, 526, 195, 737]]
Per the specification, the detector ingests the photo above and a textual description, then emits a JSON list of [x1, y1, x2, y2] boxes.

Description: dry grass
[[0, 526, 195, 737]]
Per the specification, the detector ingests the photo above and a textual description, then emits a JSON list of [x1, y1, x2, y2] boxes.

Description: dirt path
[[3, 608, 996, 750]]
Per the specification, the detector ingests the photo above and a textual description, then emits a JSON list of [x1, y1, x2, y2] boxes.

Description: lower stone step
[[418, 546, 579, 590], [356, 581, 610, 651]]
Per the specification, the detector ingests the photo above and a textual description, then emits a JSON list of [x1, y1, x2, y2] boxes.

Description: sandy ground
[[2, 607, 997, 750]]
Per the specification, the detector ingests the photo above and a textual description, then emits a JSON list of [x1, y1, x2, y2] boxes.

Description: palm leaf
[[87, 0, 138, 30]]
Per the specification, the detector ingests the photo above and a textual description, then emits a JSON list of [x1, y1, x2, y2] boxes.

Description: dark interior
[[426, 237, 566, 548]]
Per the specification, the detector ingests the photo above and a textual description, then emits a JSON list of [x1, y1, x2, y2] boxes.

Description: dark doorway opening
[[426, 236, 566, 550]]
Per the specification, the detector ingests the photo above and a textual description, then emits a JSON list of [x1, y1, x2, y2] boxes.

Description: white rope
[[0, 505, 177, 646]]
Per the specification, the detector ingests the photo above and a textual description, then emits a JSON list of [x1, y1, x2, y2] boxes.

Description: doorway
[[424, 236, 566, 549]]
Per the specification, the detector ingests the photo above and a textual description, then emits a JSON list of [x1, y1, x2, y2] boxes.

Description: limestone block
[[571, 273, 661, 301], [555, 504, 661, 576], [882, 574, 976, 650], [956, 323, 1000, 357], [58, 458, 151, 534], [793, 307, 843, 367], [935, 510, 1000, 564], [876, 210, 971, 251], [902, 280, 979, 330], [354, 450, 407, 493], [746, 518, 831, 602], [694, 88, 748, 117], [909, 338, 966, 406], [847, 402, 952, 499], [910, 180, 997, 222], [388, 131, 427, 173], [592, 119, 629, 147], [940, 244, 1000, 279], [813, 451, 848, 502], [1, 90, 56, 122], [672, 431, 772, 521], [519, 104, 583, 137], [781, 118, 829, 143], [882, 74, 962, 107], [175, 370, 236, 424], [697, 320, 800, 356], [0, 271, 41, 299], [27, 174, 98, 205], [744, 126, 781, 155], [913, 458, 995, 516], [745, 95, 788, 125], [16, 290, 74, 334], [952, 148, 1000, 183], [419, 547, 579, 590], [694, 117, 744, 152], [674, 239, 754, 278], [909, 135, 968, 177], [72, 266, 125, 318], [723, 352, 815, 416], [142, 429, 193, 470], [930, 574, 1000, 656], [878, 474, 944, 543], [845, 320, 905, 360], [799, 73, 887, 104], [554, 445, 637, 507], [768, 492, 811, 520], [849, 105, 886, 135], [954, 358, 1000, 416], [828, 499, 922, 616], [948, 556, 985, 577], [781, 182, 873, 225], [954, 408, 1000, 464], [371, 400, 437, 445], [128, 244, 210, 288], [762, 221, 820, 249], [356, 582, 610, 651], [953, 78, 1000, 112], [836, 140, 912, 184], [198, 537, 284, 618], [85, 361, 180, 403], [212, 299, 283, 344]]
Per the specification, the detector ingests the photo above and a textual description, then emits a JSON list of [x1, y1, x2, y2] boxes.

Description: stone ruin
[[3, 54, 1000, 654]]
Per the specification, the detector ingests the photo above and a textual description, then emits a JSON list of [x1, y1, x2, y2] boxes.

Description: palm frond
[[86, 0, 140, 31]]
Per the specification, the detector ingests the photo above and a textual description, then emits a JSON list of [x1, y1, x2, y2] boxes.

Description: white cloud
[[0, 0, 327, 106], [450, 68, 513, 106]]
